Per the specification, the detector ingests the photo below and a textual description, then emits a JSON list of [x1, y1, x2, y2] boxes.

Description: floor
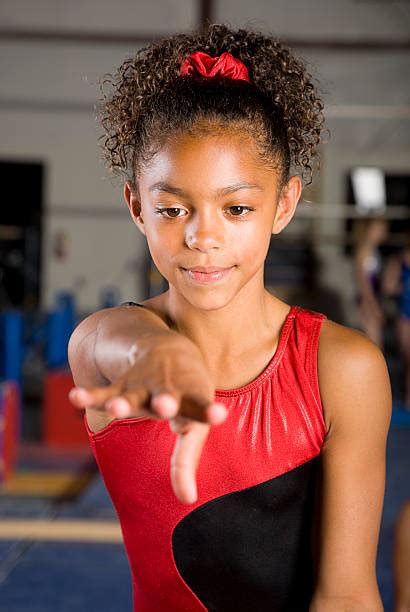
[[0, 456, 133, 612], [0, 405, 409, 612]]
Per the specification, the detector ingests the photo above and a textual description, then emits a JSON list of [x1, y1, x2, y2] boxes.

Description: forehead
[[139, 132, 279, 193]]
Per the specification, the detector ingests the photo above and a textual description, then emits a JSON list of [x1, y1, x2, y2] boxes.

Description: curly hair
[[98, 22, 326, 191]]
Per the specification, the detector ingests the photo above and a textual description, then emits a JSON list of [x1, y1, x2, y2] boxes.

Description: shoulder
[[68, 307, 116, 362], [68, 296, 168, 357], [318, 317, 385, 375], [317, 318, 392, 438], [68, 303, 150, 373]]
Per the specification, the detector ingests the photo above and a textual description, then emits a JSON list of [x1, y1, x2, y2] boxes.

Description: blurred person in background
[[382, 232, 410, 411], [353, 217, 389, 349]]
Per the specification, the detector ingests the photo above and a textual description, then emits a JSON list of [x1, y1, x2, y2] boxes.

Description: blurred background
[[0, 1, 409, 610]]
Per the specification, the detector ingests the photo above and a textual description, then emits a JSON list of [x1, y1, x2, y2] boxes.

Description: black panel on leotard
[[172, 456, 320, 612]]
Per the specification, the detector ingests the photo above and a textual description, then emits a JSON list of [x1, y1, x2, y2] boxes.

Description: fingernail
[[208, 402, 228, 425], [108, 398, 130, 418], [152, 394, 178, 418], [69, 388, 87, 401], [183, 484, 198, 505]]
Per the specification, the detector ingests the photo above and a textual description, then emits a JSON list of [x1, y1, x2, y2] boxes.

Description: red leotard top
[[84, 304, 328, 612]]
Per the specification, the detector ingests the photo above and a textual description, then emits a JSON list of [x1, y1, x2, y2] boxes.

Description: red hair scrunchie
[[179, 51, 251, 83]]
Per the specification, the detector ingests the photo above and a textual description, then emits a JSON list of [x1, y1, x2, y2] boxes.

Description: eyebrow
[[148, 181, 263, 197]]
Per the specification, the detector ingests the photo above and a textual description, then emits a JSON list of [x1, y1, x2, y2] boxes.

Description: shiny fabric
[[84, 305, 328, 611]]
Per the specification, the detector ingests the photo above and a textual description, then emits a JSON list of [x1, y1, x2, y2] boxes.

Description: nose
[[185, 210, 223, 252]]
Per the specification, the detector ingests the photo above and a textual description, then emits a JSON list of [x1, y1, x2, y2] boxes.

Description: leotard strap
[[120, 301, 147, 308]]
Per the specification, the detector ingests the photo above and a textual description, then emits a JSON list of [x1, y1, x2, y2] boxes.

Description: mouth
[[183, 266, 232, 273], [181, 266, 234, 284]]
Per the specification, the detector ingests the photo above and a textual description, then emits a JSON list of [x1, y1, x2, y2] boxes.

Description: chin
[[180, 289, 234, 312]]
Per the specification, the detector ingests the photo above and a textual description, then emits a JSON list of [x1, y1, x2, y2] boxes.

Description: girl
[[68, 23, 392, 611]]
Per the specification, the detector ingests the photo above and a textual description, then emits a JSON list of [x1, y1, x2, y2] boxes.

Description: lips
[[183, 266, 231, 273], [181, 266, 234, 284]]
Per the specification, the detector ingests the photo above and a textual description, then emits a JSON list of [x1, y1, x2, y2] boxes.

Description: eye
[[227, 206, 254, 217], [154, 205, 254, 219], [155, 207, 187, 218]]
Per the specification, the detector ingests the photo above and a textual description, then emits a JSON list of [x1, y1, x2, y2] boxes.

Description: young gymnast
[[68, 23, 392, 611]]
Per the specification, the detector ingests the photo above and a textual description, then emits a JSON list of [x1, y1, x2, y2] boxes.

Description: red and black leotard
[[84, 304, 328, 611]]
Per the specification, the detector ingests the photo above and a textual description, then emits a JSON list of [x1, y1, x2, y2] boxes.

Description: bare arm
[[67, 303, 227, 504], [309, 321, 392, 611]]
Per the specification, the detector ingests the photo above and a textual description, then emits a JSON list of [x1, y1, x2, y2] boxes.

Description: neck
[[161, 276, 288, 363]]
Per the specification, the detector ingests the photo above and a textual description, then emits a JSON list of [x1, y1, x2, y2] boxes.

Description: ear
[[271, 175, 302, 235], [124, 181, 146, 236]]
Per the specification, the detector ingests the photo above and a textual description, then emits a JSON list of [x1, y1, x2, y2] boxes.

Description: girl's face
[[125, 131, 301, 311]]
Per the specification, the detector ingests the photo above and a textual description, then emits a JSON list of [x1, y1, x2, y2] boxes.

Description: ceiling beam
[[0, 28, 408, 51]]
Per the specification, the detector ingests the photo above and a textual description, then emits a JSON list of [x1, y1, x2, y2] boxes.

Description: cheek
[[237, 222, 271, 259], [144, 222, 181, 268]]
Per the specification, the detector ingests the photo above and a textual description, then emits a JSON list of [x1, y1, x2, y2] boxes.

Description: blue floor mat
[[0, 541, 132, 612]]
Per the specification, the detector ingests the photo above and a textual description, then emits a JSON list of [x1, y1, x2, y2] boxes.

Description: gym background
[[0, 1, 409, 610]]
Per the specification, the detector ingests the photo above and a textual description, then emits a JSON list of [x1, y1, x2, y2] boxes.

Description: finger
[[150, 393, 179, 419], [170, 421, 210, 505], [105, 388, 151, 419], [68, 385, 121, 409], [105, 396, 134, 418], [69, 385, 150, 418], [205, 402, 228, 425], [152, 394, 227, 426]]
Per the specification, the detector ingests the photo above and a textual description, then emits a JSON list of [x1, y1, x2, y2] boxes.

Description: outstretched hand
[[68, 336, 227, 504]]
